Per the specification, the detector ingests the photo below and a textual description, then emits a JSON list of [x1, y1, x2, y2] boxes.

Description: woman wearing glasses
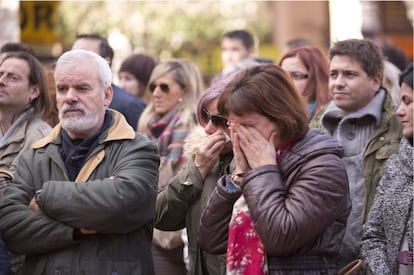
[[199, 64, 351, 274], [154, 74, 234, 275], [138, 59, 204, 275], [279, 46, 331, 120]]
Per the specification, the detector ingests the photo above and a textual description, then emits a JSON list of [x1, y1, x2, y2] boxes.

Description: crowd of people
[[0, 29, 411, 275]]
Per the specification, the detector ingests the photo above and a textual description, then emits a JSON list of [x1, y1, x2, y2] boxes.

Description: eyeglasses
[[202, 109, 228, 128], [149, 82, 170, 93], [289, 71, 308, 80]]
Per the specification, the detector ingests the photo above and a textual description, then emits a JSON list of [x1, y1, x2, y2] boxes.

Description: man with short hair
[[73, 34, 146, 130], [220, 29, 261, 75], [0, 49, 160, 274], [310, 38, 402, 269]]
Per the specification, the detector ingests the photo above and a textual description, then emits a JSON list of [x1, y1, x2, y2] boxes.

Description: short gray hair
[[55, 49, 112, 91]]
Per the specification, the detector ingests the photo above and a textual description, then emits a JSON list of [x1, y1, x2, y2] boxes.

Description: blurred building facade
[[0, 1, 412, 72]]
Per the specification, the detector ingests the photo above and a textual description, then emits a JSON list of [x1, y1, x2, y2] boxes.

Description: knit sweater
[[321, 90, 385, 268], [362, 138, 413, 274]]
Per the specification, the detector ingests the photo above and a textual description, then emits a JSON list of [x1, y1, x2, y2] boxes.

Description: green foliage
[[57, 1, 274, 76]]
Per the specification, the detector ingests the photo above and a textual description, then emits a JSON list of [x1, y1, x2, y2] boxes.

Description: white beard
[[59, 104, 101, 134], [60, 113, 100, 133]]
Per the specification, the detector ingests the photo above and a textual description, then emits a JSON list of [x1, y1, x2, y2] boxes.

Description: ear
[[247, 47, 256, 58], [104, 85, 113, 108], [371, 73, 382, 92], [104, 57, 112, 67], [29, 85, 40, 101]]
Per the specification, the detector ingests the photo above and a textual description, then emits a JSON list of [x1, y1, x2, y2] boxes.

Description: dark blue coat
[[110, 84, 146, 130], [0, 232, 10, 275]]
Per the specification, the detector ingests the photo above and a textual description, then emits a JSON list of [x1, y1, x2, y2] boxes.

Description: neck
[[0, 111, 17, 134], [0, 106, 29, 134]]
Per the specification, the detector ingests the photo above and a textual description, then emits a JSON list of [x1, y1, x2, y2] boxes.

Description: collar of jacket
[[0, 107, 35, 148], [322, 89, 386, 132], [364, 90, 402, 156], [31, 109, 135, 149]]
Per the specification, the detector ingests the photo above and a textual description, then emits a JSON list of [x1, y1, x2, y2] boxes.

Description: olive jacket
[[0, 110, 160, 275], [154, 127, 231, 275], [310, 91, 401, 222]]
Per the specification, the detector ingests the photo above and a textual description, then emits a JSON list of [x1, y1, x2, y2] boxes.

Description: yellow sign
[[20, 1, 60, 45]]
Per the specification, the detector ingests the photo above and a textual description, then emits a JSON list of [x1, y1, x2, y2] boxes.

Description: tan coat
[[0, 111, 51, 180]]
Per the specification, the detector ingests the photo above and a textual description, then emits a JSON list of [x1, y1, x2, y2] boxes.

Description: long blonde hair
[[137, 59, 204, 134]]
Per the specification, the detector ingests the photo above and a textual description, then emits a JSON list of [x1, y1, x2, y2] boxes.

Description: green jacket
[[310, 92, 401, 222], [0, 110, 160, 275], [154, 150, 232, 275]]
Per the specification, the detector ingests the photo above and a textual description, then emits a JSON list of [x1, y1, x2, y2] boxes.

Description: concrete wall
[[270, 1, 330, 56]]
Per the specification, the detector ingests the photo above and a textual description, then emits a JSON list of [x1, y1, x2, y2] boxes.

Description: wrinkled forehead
[[55, 57, 99, 81]]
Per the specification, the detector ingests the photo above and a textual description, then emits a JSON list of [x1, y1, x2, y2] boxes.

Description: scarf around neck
[[147, 110, 189, 166], [226, 139, 297, 275], [61, 111, 113, 181]]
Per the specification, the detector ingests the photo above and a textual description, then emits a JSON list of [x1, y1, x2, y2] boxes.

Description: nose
[[204, 120, 217, 135], [0, 74, 6, 86], [151, 86, 163, 97], [329, 74, 346, 90], [396, 102, 405, 117], [64, 88, 79, 103]]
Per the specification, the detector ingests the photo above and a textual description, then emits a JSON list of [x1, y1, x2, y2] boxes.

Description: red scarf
[[226, 138, 297, 275]]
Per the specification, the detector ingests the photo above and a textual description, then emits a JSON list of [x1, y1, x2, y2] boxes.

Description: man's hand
[[80, 228, 97, 235], [29, 197, 40, 212]]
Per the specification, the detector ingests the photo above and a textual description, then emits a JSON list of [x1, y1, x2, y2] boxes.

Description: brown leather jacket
[[199, 129, 351, 274]]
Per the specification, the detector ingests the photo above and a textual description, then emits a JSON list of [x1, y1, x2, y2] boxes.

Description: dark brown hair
[[217, 64, 309, 145], [1, 51, 52, 121], [329, 39, 383, 80]]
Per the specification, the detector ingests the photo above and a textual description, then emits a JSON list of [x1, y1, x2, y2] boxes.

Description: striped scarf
[[147, 110, 188, 166]]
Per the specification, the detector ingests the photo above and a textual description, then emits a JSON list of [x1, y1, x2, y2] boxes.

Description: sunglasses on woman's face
[[202, 109, 228, 128], [149, 82, 170, 93]]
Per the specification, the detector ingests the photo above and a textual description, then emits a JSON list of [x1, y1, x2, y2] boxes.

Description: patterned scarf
[[147, 110, 188, 166], [227, 139, 297, 275]]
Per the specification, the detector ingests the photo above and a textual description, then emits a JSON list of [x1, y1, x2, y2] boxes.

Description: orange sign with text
[[20, 1, 60, 45]]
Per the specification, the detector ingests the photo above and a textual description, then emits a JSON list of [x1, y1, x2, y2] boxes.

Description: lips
[[62, 108, 84, 117], [333, 92, 350, 99]]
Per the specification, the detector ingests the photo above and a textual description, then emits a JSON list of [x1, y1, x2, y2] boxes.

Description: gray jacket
[[0, 107, 51, 180], [0, 110, 160, 275]]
